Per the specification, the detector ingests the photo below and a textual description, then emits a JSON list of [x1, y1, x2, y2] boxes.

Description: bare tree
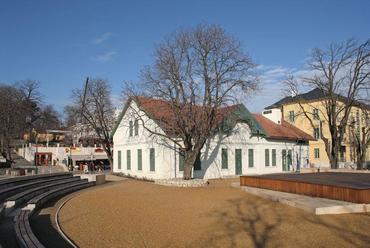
[[284, 39, 370, 169], [348, 108, 370, 169], [68, 78, 115, 167], [0, 85, 24, 161], [126, 24, 259, 179]]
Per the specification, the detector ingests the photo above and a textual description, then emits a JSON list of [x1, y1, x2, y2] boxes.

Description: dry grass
[[59, 179, 370, 248]]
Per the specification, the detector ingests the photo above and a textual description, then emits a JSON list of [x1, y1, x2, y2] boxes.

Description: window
[[179, 152, 184, 171], [221, 148, 228, 169], [127, 150, 131, 170], [150, 148, 155, 171], [289, 111, 295, 122], [287, 150, 292, 168], [272, 149, 276, 166], [313, 108, 319, 120], [129, 120, 133, 137], [314, 127, 320, 139], [265, 149, 270, 166], [134, 119, 139, 136], [137, 149, 142, 170], [314, 148, 320, 158], [117, 150, 121, 169], [248, 149, 254, 168], [194, 153, 201, 171]]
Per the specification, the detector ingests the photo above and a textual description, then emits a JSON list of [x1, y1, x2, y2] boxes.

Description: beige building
[[263, 88, 370, 168]]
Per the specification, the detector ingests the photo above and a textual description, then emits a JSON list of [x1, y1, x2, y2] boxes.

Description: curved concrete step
[[4, 177, 84, 214], [0, 172, 72, 190], [0, 174, 73, 202]]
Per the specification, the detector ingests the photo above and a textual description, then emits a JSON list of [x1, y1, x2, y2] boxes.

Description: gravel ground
[[59, 178, 370, 248]]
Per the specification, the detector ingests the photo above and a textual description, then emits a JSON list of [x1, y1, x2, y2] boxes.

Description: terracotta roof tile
[[253, 113, 314, 141]]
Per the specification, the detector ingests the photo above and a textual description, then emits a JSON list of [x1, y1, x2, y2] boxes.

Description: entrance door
[[282, 150, 287, 171], [235, 149, 242, 175]]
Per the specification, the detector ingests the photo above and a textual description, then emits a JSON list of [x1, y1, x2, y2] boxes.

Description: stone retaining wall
[[154, 178, 208, 187]]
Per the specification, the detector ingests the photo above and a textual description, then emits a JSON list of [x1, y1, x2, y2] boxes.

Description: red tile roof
[[135, 96, 241, 136], [253, 113, 314, 141]]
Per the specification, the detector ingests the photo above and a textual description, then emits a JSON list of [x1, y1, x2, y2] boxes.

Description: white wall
[[113, 101, 310, 180], [262, 108, 282, 124]]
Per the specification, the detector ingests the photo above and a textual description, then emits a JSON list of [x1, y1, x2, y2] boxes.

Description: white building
[[112, 97, 314, 180]]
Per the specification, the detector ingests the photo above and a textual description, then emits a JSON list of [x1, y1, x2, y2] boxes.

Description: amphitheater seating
[[0, 172, 95, 247]]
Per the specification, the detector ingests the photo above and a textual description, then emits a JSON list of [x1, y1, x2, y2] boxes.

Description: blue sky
[[1, 0, 369, 113]]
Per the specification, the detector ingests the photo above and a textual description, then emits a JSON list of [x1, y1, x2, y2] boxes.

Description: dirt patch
[[59, 178, 370, 248]]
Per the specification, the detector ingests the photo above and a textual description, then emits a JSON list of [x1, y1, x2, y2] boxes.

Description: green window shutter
[[134, 119, 139, 136], [265, 149, 270, 166], [117, 150, 121, 169], [248, 149, 254, 168], [129, 121, 133, 137], [179, 152, 184, 171], [127, 150, 131, 170], [150, 148, 155, 171], [272, 149, 276, 166], [221, 148, 228, 169], [137, 149, 142, 170], [194, 153, 201, 171]]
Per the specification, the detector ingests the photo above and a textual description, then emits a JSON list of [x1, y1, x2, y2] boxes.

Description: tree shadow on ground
[[297, 211, 370, 247], [194, 197, 282, 248]]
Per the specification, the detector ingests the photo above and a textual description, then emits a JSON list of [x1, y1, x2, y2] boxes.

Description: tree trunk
[[183, 150, 198, 180], [102, 143, 113, 172], [330, 138, 339, 169]]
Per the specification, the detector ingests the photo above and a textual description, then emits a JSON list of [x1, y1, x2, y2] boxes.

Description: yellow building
[[263, 88, 370, 168]]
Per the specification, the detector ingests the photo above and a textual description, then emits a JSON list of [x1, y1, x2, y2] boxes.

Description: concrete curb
[[55, 195, 78, 248]]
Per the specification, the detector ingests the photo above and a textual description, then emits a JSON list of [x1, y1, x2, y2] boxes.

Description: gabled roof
[[111, 96, 266, 138], [265, 87, 370, 110], [253, 114, 315, 141]]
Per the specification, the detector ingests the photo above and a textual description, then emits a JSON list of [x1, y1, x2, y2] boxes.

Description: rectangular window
[[248, 149, 254, 168], [129, 120, 133, 137], [289, 111, 295, 122], [117, 150, 121, 169], [134, 119, 139, 136], [272, 149, 276, 166], [221, 148, 228, 169], [137, 149, 142, 170], [314, 127, 320, 139], [127, 150, 131, 170], [150, 148, 155, 171], [179, 152, 184, 171], [288, 150, 292, 168], [313, 108, 319, 120], [194, 153, 201, 171], [314, 148, 320, 158], [265, 149, 270, 166]]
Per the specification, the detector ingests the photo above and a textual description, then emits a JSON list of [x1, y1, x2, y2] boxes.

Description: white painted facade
[[262, 108, 282, 124], [113, 100, 310, 180]]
